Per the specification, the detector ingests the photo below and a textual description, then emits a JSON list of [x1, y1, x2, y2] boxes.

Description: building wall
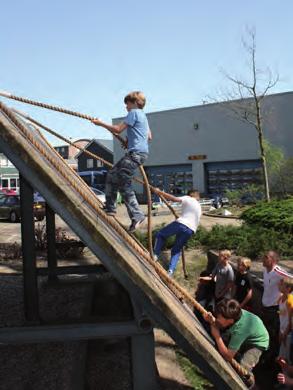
[[0, 153, 19, 191], [113, 92, 293, 195], [78, 142, 113, 172]]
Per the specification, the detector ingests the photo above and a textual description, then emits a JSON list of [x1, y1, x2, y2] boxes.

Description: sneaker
[[128, 217, 146, 233], [153, 254, 158, 262], [168, 269, 174, 277], [102, 206, 116, 216]]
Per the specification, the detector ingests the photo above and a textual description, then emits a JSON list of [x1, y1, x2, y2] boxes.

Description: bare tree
[[217, 28, 279, 201]]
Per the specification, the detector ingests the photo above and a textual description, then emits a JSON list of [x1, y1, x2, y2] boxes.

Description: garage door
[[145, 164, 193, 196], [205, 160, 262, 194]]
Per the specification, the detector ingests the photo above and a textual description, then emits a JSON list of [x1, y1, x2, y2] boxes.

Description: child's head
[[278, 277, 293, 295], [124, 91, 146, 109], [218, 249, 231, 265], [215, 299, 241, 328], [237, 257, 251, 274]]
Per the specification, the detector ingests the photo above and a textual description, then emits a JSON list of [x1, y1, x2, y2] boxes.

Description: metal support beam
[[45, 204, 58, 281], [36, 264, 107, 276], [131, 299, 158, 390], [19, 175, 39, 322], [0, 322, 145, 344], [131, 331, 159, 390]]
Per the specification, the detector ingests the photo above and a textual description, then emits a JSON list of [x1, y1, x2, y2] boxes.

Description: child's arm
[[210, 324, 236, 362], [199, 275, 213, 282], [148, 129, 152, 140], [277, 357, 293, 375], [278, 372, 293, 386], [154, 188, 182, 203], [218, 281, 234, 299], [92, 119, 127, 134], [240, 288, 253, 308]]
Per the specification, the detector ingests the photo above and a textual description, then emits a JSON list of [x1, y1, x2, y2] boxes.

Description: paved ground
[[0, 203, 242, 244]]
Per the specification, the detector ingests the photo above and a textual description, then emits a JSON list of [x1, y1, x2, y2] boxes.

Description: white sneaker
[[153, 254, 158, 262], [168, 269, 174, 277], [128, 217, 146, 232]]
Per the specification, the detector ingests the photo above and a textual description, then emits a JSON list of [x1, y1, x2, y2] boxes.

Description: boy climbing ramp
[[92, 91, 152, 232]]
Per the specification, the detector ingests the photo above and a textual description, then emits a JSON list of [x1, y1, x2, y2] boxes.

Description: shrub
[[134, 223, 293, 260], [241, 198, 293, 233], [34, 224, 85, 258]]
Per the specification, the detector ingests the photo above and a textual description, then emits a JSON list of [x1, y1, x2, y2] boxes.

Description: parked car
[[90, 187, 106, 203], [199, 198, 213, 207], [0, 193, 46, 222]]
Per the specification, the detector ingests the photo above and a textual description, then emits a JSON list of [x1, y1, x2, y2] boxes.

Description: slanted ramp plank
[[0, 108, 247, 390]]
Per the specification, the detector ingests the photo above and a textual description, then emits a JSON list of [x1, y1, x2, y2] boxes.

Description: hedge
[[134, 223, 293, 260], [241, 197, 293, 233]]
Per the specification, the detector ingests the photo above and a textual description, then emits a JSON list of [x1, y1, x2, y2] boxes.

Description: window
[[10, 179, 17, 189], [87, 159, 94, 169], [1, 179, 8, 188], [0, 158, 8, 166], [97, 160, 103, 168]]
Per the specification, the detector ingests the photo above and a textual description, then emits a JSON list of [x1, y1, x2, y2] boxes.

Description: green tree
[[263, 139, 286, 194]]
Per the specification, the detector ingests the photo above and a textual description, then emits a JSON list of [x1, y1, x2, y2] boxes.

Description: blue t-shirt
[[124, 109, 149, 153]]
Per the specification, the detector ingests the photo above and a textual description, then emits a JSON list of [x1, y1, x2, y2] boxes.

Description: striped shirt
[[262, 265, 292, 307]]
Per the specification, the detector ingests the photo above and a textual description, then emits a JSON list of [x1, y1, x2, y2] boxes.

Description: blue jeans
[[105, 151, 148, 222], [154, 221, 193, 273]]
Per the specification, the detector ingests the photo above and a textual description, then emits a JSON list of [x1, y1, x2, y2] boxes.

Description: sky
[[0, 0, 292, 145]]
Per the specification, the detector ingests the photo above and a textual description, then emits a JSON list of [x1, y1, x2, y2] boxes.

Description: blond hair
[[237, 257, 251, 270], [124, 91, 146, 109], [219, 249, 231, 259]]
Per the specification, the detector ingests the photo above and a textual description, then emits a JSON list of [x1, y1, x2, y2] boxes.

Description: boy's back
[[125, 108, 149, 153]]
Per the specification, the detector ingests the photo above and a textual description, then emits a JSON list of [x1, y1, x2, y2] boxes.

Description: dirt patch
[[155, 329, 194, 390]]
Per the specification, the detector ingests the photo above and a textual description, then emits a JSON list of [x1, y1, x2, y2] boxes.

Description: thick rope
[[0, 102, 253, 385], [3, 92, 183, 211], [0, 90, 127, 146], [159, 193, 188, 279], [139, 166, 154, 258]]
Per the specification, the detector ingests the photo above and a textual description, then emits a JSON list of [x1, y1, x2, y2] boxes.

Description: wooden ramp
[[0, 103, 247, 390]]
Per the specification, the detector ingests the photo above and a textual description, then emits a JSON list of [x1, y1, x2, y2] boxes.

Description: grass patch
[[173, 252, 214, 389], [173, 252, 207, 291], [176, 349, 215, 389]]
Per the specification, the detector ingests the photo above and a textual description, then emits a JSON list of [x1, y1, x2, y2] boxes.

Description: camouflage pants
[[105, 152, 148, 222]]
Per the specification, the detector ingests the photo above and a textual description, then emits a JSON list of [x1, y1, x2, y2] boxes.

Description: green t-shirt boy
[[228, 309, 269, 351]]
